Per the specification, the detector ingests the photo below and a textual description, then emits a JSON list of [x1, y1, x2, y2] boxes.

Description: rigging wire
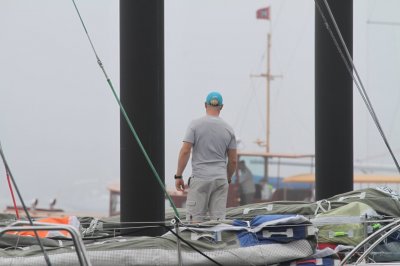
[[367, 20, 400, 26], [314, 0, 400, 174], [388, 93, 400, 137], [367, 19, 400, 157], [321, 0, 400, 173], [5, 169, 19, 219], [70, 0, 179, 218], [79, 222, 225, 266], [234, 78, 265, 142], [0, 142, 52, 266], [77, 213, 399, 233]]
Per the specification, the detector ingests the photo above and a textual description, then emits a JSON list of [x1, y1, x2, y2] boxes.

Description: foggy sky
[[0, 0, 399, 214]]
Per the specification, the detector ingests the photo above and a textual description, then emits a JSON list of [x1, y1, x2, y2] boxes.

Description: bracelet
[[174, 175, 183, 179]]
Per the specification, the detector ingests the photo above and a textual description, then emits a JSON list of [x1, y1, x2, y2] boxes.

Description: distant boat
[[283, 173, 400, 190], [3, 198, 65, 218], [106, 151, 315, 217], [4, 198, 105, 218]]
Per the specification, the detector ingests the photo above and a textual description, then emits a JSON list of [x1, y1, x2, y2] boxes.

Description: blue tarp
[[233, 214, 311, 247]]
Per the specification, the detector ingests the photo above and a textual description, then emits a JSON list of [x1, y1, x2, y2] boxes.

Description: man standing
[[175, 91, 237, 222], [238, 160, 256, 205]]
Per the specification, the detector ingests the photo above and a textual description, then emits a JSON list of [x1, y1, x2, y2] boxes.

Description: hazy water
[[0, 172, 113, 217]]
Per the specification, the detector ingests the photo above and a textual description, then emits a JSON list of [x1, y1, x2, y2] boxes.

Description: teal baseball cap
[[205, 91, 223, 106]]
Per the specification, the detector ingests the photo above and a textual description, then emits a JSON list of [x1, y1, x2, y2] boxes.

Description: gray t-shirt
[[183, 115, 237, 180]]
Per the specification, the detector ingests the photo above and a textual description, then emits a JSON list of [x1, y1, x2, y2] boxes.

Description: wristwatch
[[174, 175, 183, 179]]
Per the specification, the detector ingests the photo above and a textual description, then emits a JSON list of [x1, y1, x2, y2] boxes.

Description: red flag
[[256, 7, 270, 20]]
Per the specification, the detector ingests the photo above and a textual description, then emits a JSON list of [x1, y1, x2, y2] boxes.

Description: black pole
[[120, 0, 165, 236], [315, 0, 353, 200]]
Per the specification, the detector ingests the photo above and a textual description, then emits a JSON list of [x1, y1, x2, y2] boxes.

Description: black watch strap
[[174, 175, 183, 179]]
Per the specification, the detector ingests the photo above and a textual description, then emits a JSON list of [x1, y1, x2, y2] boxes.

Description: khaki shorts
[[185, 177, 229, 223]]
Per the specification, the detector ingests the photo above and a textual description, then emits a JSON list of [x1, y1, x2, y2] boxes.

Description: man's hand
[[175, 178, 185, 192], [227, 177, 232, 184]]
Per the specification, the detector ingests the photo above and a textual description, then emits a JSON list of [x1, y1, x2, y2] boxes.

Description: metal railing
[[340, 218, 400, 265], [0, 221, 92, 266]]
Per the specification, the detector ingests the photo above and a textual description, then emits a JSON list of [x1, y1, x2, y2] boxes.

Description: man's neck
[[206, 108, 220, 117]]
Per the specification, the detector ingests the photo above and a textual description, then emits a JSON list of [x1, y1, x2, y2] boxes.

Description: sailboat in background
[[235, 5, 315, 205], [2, 2, 400, 266], [106, 5, 317, 216]]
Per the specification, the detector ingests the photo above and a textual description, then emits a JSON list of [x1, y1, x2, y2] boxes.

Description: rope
[[314, 199, 331, 215], [314, 0, 400, 174], [177, 224, 256, 266], [162, 224, 224, 266], [0, 142, 52, 266], [6, 170, 19, 219], [71, 0, 179, 218]]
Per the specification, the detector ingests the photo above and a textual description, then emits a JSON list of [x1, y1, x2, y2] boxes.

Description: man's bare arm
[[227, 148, 238, 183], [176, 142, 192, 176], [175, 142, 192, 191]]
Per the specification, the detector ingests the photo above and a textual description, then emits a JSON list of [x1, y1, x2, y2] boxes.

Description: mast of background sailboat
[[266, 32, 271, 155], [251, 9, 282, 181]]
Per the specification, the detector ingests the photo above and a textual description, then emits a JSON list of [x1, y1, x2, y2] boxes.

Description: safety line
[[71, 0, 179, 218]]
